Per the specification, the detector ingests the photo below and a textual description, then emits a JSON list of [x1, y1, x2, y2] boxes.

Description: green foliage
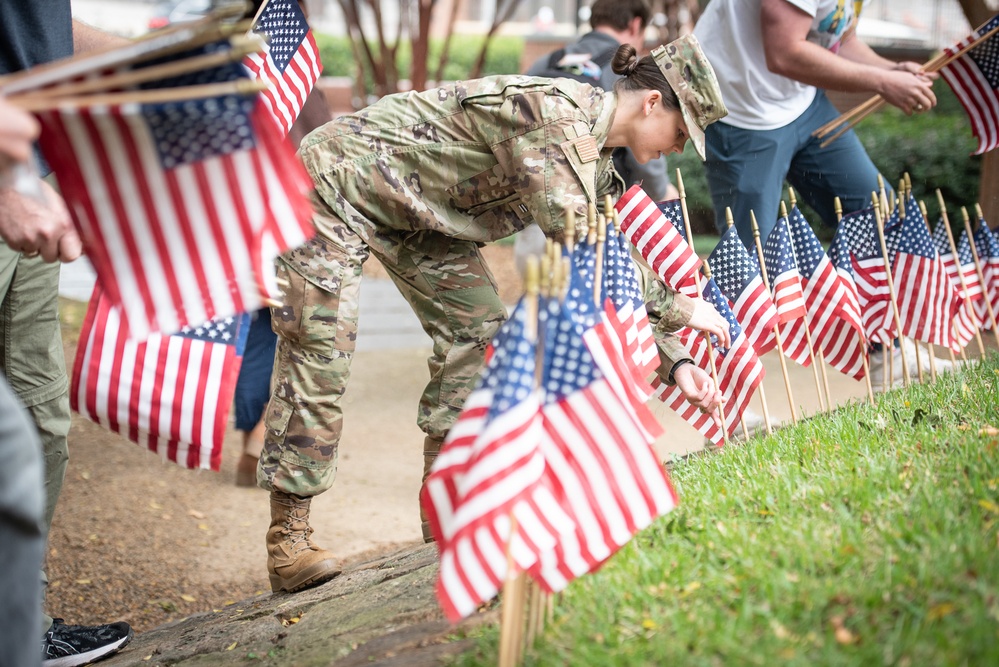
[[455, 356, 999, 666], [313, 33, 525, 87]]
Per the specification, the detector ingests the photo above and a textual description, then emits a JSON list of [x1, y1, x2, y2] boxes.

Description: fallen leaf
[[180, 594, 196, 603], [75, 579, 91, 585], [979, 499, 999, 515], [80, 471, 91, 480], [143, 655, 152, 661], [226, 642, 237, 651], [834, 626, 856, 644], [197, 523, 209, 531], [980, 427, 999, 437], [187, 509, 205, 520], [149, 500, 162, 510], [641, 619, 657, 630], [927, 602, 956, 621]]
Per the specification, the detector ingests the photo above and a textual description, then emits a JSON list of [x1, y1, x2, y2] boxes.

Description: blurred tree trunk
[[469, 0, 526, 79], [956, 0, 997, 226]]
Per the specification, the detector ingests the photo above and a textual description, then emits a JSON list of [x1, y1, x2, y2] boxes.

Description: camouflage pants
[[259, 201, 505, 497]]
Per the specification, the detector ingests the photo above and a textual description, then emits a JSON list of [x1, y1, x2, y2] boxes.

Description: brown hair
[[589, 0, 652, 32], [611, 44, 679, 111]]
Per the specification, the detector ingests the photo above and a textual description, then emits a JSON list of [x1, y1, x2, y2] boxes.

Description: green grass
[[454, 357, 999, 666]]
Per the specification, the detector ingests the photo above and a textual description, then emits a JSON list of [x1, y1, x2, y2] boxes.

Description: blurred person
[[0, 3, 132, 664], [0, 96, 47, 667], [694, 0, 952, 384], [258, 35, 730, 593]]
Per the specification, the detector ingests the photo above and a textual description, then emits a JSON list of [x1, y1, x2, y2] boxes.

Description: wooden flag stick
[[833, 197, 875, 403], [498, 515, 527, 667], [750, 211, 798, 423], [813, 21, 999, 141], [897, 186, 926, 385], [8, 36, 265, 100], [593, 200, 609, 308], [0, 15, 254, 96], [779, 200, 826, 411], [931, 194, 986, 357], [871, 192, 911, 388], [699, 259, 730, 446], [563, 208, 576, 257], [917, 201, 940, 380], [960, 204, 999, 346], [721, 206, 772, 435], [10, 79, 268, 112]]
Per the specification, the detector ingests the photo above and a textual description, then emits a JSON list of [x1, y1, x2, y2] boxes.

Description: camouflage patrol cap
[[650, 34, 727, 160]]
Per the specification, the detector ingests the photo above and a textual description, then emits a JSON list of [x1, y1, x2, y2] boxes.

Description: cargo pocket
[[272, 235, 359, 359]]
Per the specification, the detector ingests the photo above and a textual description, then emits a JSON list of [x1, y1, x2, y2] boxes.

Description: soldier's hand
[[673, 363, 724, 420], [686, 297, 731, 348], [0, 181, 81, 262]]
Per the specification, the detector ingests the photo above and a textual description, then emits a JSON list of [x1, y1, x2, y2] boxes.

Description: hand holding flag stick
[[813, 18, 999, 147]]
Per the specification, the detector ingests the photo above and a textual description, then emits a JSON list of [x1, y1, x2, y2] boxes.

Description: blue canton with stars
[[601, 225, 644, 310], [834, 206, 880, 262], [253, 0, 309, 73], [478, 301, 536, 420], [176, 312, 250, 354], [896, 208, 939, 260], [701, 277, 741, 355], [974, 223, 999, 262], [566, 241, 598, 329], [146, 94, 257, 170], [762, 215, 800, 281], [708, 225, 763, 303], [957, 229, 978, 265], [968, 14, 999, 89], [543, 301, 603, 404], [931, 219, 953, 257], [656, 199, 687, 237], [787, 206, 826, 277]]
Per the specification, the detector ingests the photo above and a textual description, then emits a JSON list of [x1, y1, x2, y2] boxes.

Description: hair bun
[[625, 57, 639, 75]]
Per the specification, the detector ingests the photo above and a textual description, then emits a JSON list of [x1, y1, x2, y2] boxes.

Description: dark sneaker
[[42, 618, 134, 667]]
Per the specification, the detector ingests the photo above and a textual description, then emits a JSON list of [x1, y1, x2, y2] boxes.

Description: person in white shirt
[[694, 0, 936, 248]]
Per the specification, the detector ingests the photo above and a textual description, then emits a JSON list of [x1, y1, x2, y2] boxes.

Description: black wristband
[[667, 358, 694, 384]]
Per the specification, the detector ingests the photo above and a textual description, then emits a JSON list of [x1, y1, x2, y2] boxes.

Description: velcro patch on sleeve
[[574, 135, 600, 163]]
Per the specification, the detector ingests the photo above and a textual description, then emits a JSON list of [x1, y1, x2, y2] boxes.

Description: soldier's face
[[632, 99, 689, 164]]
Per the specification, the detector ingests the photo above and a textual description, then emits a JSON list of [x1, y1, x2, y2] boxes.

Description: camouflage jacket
[[298, 76, 623, 243]]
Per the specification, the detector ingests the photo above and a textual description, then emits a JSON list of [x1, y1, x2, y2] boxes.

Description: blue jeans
[[703, 91, 882, 249]]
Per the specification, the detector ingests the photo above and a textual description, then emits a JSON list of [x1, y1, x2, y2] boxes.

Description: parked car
[[147, 0, 213, 29]]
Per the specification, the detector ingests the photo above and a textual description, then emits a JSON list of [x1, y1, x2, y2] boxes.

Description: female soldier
[[260, 35, 729, 594]]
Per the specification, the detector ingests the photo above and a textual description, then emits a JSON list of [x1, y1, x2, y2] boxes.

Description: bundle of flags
[[424, 210, 677, 621], [2, 2, 323, 470], [940, 13, 999, 155]]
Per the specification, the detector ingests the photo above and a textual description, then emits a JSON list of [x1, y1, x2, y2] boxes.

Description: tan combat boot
[[266, 491, 341, 593], [420, 436, 444, 543]]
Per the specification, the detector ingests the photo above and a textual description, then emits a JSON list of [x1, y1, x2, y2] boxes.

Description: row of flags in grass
[[5, 0, 322, 470]]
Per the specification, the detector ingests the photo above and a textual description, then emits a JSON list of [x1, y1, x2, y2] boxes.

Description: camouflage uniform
[[259, 75, 703, 497]]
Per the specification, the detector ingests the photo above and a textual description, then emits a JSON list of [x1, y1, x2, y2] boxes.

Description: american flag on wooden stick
[[655, 276, 765, 448], [785, 205, 866, 379], [243, 0, 323, 136], [708, 226, 779, 356], [422, 301, 573, 621], [615, 186, 700, 297], [939, 13, 999, 155], [762, 215, 809, 365], [36, 74, 315, 341], [973, 222, 999, 327], [530, 296, 677, 592], [71, 287, 250, 471], [891, 206, 963, 351], [933, 223, 983, 345], [833, 206, 896, 345]]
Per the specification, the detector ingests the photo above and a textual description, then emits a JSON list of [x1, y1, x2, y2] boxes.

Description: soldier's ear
[[644, 90, 662, 117]]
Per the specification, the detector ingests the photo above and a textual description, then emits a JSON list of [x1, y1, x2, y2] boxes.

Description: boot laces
[[282, 505, 315, 553]]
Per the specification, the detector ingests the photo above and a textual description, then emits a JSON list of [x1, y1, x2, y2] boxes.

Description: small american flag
[[785, 205, 866, 379], [615, 186, 700, 297], [834, 206, 896, 344], [655, 276, 765, 448], [940, 14, 999, 155], [762, 215, 809, 365], [935, 224, 984, 344], [601, 224, 659, 383], [244, 0, 323, 136], [708, 226, 779, 355], [657, 198, 688, 237], [892, 207, 963, 350], [37, 78, 315, 341], [973, 223, 999, 327], [70, 287, 250, 471], [422, 301, 572, 621], [531, 297, 678, 592]]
